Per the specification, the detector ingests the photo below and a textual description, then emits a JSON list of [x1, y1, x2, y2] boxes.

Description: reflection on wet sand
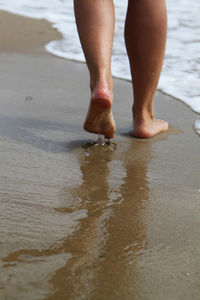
[[2, 139, 152, 300]]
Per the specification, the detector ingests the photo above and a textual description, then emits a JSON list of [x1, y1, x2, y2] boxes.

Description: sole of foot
[[84, 96, 116, 139], [84, 84, 116, 139], [132, 118, 168, 138]]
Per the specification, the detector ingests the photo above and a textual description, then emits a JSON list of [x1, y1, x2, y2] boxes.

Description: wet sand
[[0, 10, 200, 300]]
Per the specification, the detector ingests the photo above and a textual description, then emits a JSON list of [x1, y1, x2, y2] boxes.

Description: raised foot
[[132, 118, 168, 138], [84, 89, 116, 139]]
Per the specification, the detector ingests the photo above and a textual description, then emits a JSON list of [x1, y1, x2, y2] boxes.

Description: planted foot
[[84, 83, 116, 139], [132, 118, 168, 138]]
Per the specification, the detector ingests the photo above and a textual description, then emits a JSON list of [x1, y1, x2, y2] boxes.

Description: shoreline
[[0, 9, 199, 147], [1, 8, 197, 119], [1, 9, 200, 300], [0, 10, 62, 54]]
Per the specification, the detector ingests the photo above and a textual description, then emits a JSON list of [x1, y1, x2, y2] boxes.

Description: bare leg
[[125, 0, 168, 138], [74, 0, 116, 139]]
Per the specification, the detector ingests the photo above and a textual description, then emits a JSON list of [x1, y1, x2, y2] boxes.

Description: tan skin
[[74, 0, 168, 139]]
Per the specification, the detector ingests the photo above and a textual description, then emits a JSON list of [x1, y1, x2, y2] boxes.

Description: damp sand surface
[[1, 11, 200, 300]]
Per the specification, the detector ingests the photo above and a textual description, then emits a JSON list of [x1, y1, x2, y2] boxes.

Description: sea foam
[[194, 120, 200, 136]]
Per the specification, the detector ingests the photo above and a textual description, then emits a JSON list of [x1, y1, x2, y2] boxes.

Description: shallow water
[[1, 129, 200, 300], [1, 53, 200, 300], [84, 135, 117, 151]]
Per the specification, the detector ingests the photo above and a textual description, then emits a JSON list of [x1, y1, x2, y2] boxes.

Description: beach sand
[[0, 10, 200, 300]]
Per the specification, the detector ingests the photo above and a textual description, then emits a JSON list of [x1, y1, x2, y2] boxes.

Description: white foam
[[194, 119, 200, 135], [0, 0, 200, 115]]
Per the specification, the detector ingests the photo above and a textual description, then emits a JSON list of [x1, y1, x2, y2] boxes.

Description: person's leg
[[125, 0, 168, 138], [74, 0, 116, 139]]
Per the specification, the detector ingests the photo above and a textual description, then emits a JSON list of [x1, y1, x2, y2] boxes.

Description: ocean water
[[0, 0, 200, 131]]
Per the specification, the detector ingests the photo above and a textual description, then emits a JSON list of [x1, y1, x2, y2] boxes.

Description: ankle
[[90, 72, 113, 95], [132, 105, 154, 122]]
